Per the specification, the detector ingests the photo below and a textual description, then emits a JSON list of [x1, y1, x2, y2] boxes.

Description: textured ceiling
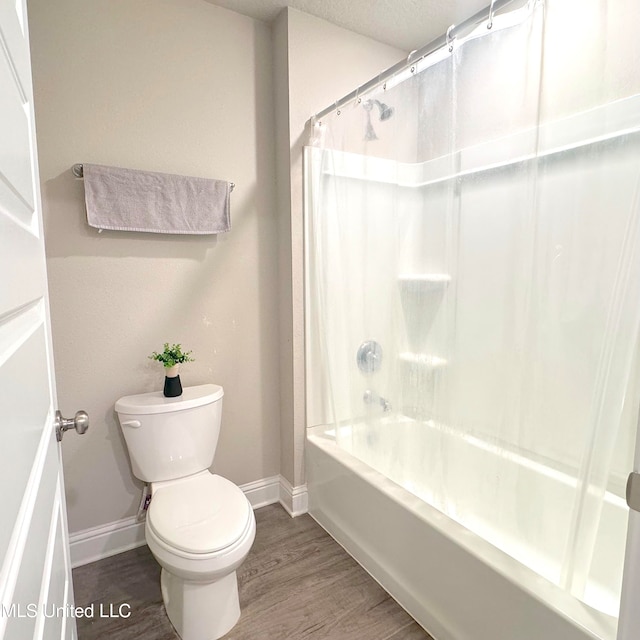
[[205, 0, 489, 51]]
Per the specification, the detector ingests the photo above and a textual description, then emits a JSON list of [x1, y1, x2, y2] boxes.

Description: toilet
[[115, 383, 255, 640]]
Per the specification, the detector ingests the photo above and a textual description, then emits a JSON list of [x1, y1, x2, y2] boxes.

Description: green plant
[[149, 343, 194, 368]]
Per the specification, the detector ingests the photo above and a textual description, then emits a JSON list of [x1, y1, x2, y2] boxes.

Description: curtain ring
[[408, 49, 418, 74], [487, 0, 496, 29], [446, 24, 455, 52]]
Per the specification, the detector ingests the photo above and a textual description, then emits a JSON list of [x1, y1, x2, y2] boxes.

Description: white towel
[[83, 164, 231, 234]]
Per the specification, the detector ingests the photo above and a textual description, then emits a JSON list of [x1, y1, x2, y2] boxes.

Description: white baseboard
[[240, 475, 281, 509], [69, 515, 145, 569], [279, 476, 309, 517], [69, 475, 307, 568]]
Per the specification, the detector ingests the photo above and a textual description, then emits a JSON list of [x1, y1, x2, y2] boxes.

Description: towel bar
[[72, 164, 235, 192]]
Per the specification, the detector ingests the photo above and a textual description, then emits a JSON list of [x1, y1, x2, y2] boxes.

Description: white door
[[0, 2, 82, 639]]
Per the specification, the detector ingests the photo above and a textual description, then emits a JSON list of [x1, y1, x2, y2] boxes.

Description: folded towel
[[83, 164, 231, 234]]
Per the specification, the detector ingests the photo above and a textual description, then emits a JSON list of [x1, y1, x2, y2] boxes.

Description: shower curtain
[[306, 0, 640, 616]]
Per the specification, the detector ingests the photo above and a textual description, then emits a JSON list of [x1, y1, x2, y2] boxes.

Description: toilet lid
[[148, 474, 252, 554]]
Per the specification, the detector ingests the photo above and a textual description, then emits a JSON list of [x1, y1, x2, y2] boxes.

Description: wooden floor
[[73, 504, 433, 640]]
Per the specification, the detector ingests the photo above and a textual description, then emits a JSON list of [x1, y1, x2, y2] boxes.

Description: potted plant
[[149, 343, 194, 397]]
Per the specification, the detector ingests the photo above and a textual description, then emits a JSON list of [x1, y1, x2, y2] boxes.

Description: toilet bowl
[[116, 384, 255, 640]]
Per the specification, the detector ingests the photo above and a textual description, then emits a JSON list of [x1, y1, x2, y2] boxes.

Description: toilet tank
[[115, 384, 223, 483]]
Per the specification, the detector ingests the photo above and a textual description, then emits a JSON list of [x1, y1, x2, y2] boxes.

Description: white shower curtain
[[306, 0, 640, 620]]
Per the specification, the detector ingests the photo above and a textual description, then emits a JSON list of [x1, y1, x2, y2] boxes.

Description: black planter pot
[[164, 374, 182, 397]]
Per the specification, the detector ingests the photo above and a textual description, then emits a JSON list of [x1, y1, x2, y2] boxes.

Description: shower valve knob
[[357, 340, 383, 374]]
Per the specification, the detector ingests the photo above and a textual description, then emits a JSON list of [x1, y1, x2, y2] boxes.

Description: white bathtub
[[306, 419, 624, 640]]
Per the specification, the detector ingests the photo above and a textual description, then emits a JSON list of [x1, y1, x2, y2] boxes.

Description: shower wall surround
[[306, 0, 640, 638]]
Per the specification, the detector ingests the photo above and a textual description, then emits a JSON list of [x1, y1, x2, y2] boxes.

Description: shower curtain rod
[[313, 0, 519, 122]]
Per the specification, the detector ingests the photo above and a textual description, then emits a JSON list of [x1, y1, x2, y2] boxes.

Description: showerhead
[[362, 99, 393, 141], [364, 99, 394, 121], [378, 102, 394, 121]]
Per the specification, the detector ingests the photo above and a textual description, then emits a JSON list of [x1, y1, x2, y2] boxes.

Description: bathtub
[[306, 418, 625, 640]]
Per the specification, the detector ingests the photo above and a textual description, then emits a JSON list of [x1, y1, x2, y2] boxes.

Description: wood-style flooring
[[73, 504, 433, 640]]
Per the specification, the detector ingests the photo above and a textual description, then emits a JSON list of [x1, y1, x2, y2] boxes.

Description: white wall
[[28, 0, 281, 534], [275, 7, 405, 486]]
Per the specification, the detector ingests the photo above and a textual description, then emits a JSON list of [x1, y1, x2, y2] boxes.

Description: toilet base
[[160, 568, 240, 640]]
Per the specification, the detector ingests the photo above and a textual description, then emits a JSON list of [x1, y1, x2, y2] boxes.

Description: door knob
[[55, 410, 89, 442]]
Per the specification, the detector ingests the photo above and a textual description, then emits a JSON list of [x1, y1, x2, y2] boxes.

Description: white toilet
[[115, 383, 256, 640]]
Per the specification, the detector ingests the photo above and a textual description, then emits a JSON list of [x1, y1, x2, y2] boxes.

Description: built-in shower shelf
[[399, 352, 447, 368], [398, 274, 451, 292]]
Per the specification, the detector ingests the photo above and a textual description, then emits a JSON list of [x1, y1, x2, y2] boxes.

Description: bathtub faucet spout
[[363, 390, 392, 412]]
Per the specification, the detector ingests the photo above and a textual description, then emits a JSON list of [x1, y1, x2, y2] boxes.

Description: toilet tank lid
[[115, 383, 223, 415]]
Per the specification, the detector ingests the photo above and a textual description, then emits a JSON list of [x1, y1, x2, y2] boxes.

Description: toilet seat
[[148, 473, 252, 556]]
